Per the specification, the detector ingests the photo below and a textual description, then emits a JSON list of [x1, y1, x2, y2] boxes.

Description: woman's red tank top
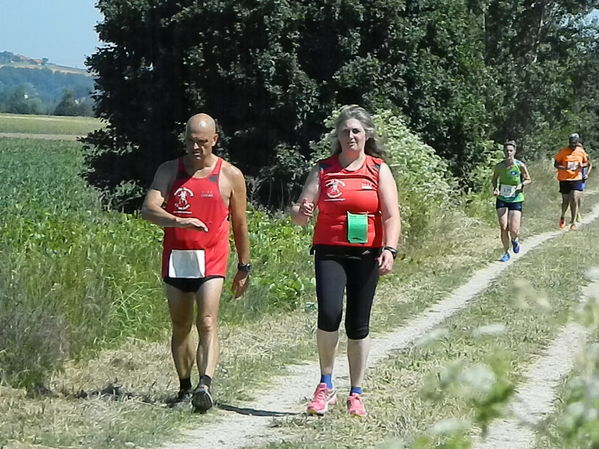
[[313, 155, 383, 247]]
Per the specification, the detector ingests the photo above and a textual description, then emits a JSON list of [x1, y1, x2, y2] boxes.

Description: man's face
[[185, 127, 218, 161], [569, 139, 579, 149]]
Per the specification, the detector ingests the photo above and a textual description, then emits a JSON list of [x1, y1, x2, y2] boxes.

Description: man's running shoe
[[347, 393, 367, 417], [570, 223, 577, 231], [166, 388, 193, 409], [499, 252, 510, 263], [307, 383, 337, 415], [512, 239, 520, 254], [559, 218, 566, 229], [576, 212, 582, 222], [191, 384, 214, 413]]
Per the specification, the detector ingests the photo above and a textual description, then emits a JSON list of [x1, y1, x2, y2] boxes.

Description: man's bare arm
[[228, 166, 250, 265], [227, 164, 251, 298]]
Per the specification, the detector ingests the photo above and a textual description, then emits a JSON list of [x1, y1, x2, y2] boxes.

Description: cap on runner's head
[[569, 133, 580, 141]]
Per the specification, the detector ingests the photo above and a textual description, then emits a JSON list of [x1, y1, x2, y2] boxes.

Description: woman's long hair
[[330, 105, 386, 159]]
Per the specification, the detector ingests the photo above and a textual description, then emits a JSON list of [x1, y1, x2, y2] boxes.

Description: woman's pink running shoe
[[307, 383, 337, 415], [347, 393, 367, 417]]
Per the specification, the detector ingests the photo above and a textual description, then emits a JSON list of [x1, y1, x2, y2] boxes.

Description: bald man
[[141, 113, 250, 412]]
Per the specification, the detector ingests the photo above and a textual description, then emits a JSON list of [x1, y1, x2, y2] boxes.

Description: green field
[[0, 112, 102, 136]]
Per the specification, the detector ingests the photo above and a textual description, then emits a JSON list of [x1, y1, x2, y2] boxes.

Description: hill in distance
[[0, 51, 94, 116], [0, 51, 90, 76]]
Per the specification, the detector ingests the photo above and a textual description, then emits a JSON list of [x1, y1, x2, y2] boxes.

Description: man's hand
[[177, 217, 208, 232], [493, 187, 499, 196], [231, 270, 250, 298]]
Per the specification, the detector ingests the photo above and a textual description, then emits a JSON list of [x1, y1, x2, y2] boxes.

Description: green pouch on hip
[[347, 212, 368, 243]]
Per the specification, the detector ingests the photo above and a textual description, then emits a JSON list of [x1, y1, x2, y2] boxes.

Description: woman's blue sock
[[350, 386, 362, 395], [320, 374, 333, 390]]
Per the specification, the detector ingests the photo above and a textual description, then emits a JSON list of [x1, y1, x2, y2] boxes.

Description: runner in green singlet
[[491, 141, 532, 262]]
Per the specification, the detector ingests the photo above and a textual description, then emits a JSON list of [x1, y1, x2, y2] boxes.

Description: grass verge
[[0, 112, 102, 135]]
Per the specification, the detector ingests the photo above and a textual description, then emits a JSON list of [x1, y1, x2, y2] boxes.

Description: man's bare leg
[[192, 277, 224, 412]]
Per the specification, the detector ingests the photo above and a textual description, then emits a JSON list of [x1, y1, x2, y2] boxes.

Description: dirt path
[[161, 202, 599, 449], [473, 281, 598, 449]]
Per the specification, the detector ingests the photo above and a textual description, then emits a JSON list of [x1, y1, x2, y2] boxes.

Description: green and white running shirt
[[497, 160, 524, 202]]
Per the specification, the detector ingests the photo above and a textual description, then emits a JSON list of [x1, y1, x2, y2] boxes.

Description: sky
[[0, 0, 103, 69]]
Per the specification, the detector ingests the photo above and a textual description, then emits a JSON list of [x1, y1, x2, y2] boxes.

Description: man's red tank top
[[162, 157, 230, 277], [313, 154, 384, 247]]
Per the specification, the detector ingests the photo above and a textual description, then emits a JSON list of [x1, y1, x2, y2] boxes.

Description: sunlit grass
[[0, 112, 102, 135]]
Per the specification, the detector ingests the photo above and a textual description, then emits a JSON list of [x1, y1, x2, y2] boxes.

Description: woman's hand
[[377, 249, 395, 275], [298, 198, 315, 217]]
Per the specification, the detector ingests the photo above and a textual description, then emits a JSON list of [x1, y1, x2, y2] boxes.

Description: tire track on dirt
[[162, 201, 599, 449], [473, 281, 598, 449]]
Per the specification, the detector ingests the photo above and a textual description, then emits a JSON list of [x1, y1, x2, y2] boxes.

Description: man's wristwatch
[[383, 246, 398, 259], [237, 263, 252, 273]]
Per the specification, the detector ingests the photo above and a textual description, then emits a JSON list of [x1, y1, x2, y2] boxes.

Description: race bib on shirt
[[567, 161, 579, 170], [168, 249, 205, 278], [500, 184, 517, 198], [347, 212, 368, 243]]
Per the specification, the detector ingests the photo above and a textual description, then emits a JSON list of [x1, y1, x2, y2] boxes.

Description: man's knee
[[171, 316, 194, 339], [169, 303, 194, 330], [197, 314, 218, 334]]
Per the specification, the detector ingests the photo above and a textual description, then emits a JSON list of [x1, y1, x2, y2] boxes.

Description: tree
[[480, 0, 599, 155], [84, 0, 599, 211], [54, 89, 79, 116]]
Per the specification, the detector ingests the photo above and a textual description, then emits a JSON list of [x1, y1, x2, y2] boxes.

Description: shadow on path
[[217, 402, 300, 417]]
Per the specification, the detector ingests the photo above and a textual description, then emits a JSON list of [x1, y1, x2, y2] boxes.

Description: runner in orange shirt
[[554, 133, 592, 230]]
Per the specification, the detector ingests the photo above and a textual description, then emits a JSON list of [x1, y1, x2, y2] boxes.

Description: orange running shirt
[[313, 155, 384, 247], [554, 146, 589, 181]]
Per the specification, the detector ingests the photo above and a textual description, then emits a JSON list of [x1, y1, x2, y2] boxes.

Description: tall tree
[[84, 0, 599, 210], [481, 0, 599, 154]]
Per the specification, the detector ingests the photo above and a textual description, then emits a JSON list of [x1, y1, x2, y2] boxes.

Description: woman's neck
[[338, 150, 366, 169]]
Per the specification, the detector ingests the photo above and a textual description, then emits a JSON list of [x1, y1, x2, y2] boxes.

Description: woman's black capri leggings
[[314, 245, 380, 340]]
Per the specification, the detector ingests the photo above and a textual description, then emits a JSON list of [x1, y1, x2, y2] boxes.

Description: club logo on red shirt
[[325, 179, 346, 199], [174, 187, 193, 210]]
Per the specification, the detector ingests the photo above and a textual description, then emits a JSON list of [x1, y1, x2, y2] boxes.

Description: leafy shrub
[[220, 206, 314, 322]]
